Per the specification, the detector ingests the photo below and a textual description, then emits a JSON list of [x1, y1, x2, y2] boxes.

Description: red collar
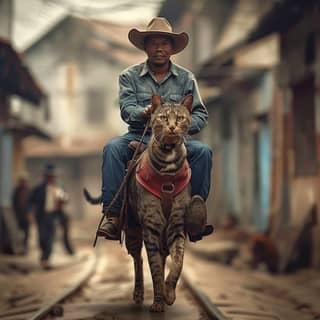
[[136, 152, 191, 199]]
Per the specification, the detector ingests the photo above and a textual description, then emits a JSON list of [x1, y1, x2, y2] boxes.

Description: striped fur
[[126, 95, 192, 312]]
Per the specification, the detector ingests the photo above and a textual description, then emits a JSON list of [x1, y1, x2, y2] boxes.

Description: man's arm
[[119, 73, 148, 126], [12, 188, 18, 212], [187, 75, 208, 135]]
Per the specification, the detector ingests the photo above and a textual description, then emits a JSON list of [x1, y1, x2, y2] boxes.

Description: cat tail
[[83, 188, 102, 205]]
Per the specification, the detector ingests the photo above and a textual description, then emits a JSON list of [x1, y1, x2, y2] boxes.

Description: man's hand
[[143, 105, 152, 118]]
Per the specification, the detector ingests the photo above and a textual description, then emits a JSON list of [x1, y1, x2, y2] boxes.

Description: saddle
[[136, 151, 191, 217], [136, 153, 191, 199], [128, 140, 191, 216], [124, 140, 212, 241]]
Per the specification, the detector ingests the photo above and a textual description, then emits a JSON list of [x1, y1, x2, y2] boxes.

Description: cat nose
[[169, 125, 175, 132]]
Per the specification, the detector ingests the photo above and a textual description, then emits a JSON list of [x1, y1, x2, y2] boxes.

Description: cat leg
[[143, 217, 166, 312], [165, 203, 186, 305], [133, 254, 144, 304], [125, 227, 144, 304], [162, 255, 167, 272], [165, 234, 185, 305]]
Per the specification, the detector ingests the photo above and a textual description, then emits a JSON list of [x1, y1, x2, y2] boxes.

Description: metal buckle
[[161, 183, 175, 193]]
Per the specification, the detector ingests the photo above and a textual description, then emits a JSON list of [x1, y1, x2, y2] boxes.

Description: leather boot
[[97, 214, 120, 240], [186, 195, 214, 242]]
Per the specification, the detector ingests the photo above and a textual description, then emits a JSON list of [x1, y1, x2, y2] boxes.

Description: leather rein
[[93, 121, 150, 247]]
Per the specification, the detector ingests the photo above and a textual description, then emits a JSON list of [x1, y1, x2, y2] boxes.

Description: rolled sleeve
[[119, 73, 146, 126], [186, 76, 208, 135]]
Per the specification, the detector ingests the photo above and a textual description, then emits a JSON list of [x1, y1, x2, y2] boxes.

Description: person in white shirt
[[29, 164, 74, 269]]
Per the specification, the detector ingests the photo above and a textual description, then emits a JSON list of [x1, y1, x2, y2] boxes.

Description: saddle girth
[[136, 152, 191, 217]]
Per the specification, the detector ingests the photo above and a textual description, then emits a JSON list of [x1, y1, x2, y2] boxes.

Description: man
[[29, 164, 73, 268], [98, 17, 213, 241], [12, 173, 30, 254]]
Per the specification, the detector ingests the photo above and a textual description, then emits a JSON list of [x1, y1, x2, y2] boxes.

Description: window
[[86, 89, 106, 125]]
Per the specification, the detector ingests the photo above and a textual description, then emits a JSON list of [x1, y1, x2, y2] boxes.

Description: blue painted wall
[[254, 73, 273, 230], [0, 129, 13, 207], [257, 123, 271, 229]]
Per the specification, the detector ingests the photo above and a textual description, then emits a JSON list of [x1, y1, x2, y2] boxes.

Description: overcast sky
[[13, 0, 163, 50]]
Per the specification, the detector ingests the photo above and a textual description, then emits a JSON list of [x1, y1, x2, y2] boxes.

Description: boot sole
[[189, 225, 214, 242], [97, 228, 119, 240]]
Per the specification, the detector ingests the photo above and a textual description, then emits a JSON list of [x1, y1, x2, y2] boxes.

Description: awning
[[4, 121, 51, 140], [0, 38, 46, 106], [197, 0, 317, 82]]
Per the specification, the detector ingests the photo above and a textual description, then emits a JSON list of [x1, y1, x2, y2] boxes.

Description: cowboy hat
[[128, 17, 189, 55]]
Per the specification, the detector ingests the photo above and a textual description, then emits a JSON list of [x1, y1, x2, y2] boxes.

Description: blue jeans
[[101, 132, 213, 214], [36, 214, 56, 261]]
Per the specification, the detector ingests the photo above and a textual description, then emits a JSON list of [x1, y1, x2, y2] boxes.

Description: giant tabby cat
[[125, 94, 192, 312]]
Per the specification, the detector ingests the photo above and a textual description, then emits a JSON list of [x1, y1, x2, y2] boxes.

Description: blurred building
[[159, 0, 320, 267], [22, 16, 144, 218], [0, 0, 50, 253], [159, 0, 275, 228]]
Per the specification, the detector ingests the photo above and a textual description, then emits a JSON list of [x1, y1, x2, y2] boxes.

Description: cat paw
[[150, 301, 165, 312], [164, 284, 176, 305], [133, 288, 144, 305]]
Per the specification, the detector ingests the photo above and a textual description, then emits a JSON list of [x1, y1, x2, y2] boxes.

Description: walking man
[[29, 164, 69, 268], [12, 173, 30, 254]]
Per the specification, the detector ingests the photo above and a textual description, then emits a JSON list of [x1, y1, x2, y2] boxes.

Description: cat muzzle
[[162, 144, 176, 151]]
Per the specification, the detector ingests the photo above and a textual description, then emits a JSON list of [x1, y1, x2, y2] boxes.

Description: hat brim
[[128, 29, 189, 55]]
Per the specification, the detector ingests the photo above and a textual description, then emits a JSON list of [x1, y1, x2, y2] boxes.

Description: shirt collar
[[139, 61, 149, 77], [170, 62, 179, 77], [139, 60, 179, 78]]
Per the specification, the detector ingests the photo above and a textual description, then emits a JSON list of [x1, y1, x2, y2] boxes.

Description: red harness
[[136, 152, 191, 216]]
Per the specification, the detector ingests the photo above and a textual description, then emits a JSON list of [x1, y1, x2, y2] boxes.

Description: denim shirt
[[119, 61, 208, 135]]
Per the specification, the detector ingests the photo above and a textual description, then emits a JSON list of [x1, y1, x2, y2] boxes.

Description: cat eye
[[176, 116, 184, 122], [159, 114, 167, 121]]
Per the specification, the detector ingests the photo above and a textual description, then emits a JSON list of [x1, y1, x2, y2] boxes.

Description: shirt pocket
[[169, 94, 182, 103], [136, 92, 151, 107]]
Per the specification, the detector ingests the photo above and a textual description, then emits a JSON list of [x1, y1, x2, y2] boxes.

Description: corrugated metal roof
[[247, 0, 318, 43], [24, 16, 145, 66], [14, 0, 163, 50]]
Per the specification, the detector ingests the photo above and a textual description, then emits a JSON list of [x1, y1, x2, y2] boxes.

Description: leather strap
[[136, 152, 191, 219]]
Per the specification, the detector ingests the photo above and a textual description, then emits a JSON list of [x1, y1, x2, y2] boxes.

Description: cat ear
[[151, 94, 161, 113], [180, 95, 193, 112]]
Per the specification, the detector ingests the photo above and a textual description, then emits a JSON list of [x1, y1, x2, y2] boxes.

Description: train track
[[1, 238, 319, 320], [0, 247, 97, 320], [0, 243, 223, 320], [29, 251, 97, 320], [183, 271, 227, 320]]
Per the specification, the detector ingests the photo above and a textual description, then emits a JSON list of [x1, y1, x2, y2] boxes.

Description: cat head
[[150, 94, 192, 146]]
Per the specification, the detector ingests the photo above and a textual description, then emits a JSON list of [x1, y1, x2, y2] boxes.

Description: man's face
[[144, 35, 174, 66], [46, 174, 56, 185]]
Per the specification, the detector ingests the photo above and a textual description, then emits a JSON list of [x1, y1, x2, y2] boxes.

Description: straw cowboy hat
[[128, 17, 189, 55]]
